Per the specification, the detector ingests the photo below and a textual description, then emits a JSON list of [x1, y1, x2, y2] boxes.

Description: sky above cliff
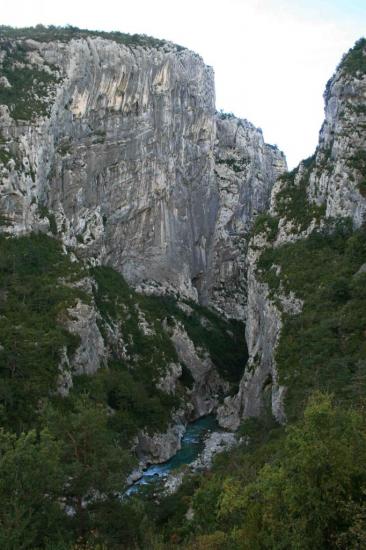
[[2, 0, 365, 168]]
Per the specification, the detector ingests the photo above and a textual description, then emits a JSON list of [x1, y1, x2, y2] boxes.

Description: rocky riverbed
[[126, 415, 238, 496]]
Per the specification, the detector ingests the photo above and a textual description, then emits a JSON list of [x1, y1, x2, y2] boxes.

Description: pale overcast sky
[[1, 0, 365, 168]]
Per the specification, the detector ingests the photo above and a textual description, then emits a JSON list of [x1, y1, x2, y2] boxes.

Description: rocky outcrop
[[135, 413, 186, 464], [0, 35, 215, 301], [0, 32, 277, 461], [190, 430, 237, 470], [217, 233, 287, 429], [0, 33, 285, 316], [56, 277, 106, 395], [219, 39, 366, 428], [208, 115, 286, 318], [129, 306, 238, 463], [170, 321, 228, 418], [162, 430, 238, 494], [66, 300, 105, 375], [308, 41, 366, 227]]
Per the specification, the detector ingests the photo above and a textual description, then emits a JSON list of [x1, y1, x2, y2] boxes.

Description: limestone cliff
[[0, 29, 285, 316], [208, 114, 286, 318], [2, 28, 365, 441], [0, 27, 289, 470], [218, 38, 366, 429], [308, 42, 366, 227]]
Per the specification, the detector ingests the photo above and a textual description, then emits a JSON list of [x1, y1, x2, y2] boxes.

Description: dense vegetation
[[141, 132, 366, 546], [136, 218, 366, 548], [91, 265, 246, 391], [140, 220, 365, 547], [106, 393, 366, 549], [196, 393, 366, 549], [252, 212, 279, 241], [257, 219, 366, 421], [273, 156, 325, 232], [0, 42, 60, 120], [347, 149, 366, 198], [0, 234, 135, 547], [216, 110, 236, 120], [2, 222, 364, 548], [0, 232, 247, 548], [339, 37, 366, 77], [0, 234, 84, 431]]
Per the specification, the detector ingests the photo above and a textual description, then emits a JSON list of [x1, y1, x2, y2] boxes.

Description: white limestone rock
[[0, 35, 285, 316]]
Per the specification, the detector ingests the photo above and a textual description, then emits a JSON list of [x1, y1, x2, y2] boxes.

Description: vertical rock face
[[4, 30, 363, 439], [308, 39, 366, 227], [217, 233, 287, 429], [208, 115, 286, 317], [0, 36, 216, 301], [0, 33, 285, 315], [218, 39, 366, 429], [0, 29, 288, 468]]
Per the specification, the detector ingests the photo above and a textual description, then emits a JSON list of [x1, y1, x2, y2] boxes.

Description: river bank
[[126, 415, 237, 496]]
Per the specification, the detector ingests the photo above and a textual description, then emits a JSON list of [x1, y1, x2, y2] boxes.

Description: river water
[[127, 414, 219, 495]]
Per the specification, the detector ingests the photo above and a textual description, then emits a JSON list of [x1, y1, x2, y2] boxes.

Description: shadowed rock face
[[0, 35, 285, 315]]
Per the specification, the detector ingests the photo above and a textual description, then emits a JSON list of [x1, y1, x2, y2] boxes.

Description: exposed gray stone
[[217, 232, 288, 428], [307, 58, 366, 227], [208, 116, 286, 317], [66, 299, 105, 375], [0, 36, 284, 317], [170, 322, 228, 418], [219, 44, 366, 427], [0, 76, 11, 88], [157, 362, 182, 394], [191, 430, 237, 470], [356, 262, 366, 275], [135, 413, 186, 464]]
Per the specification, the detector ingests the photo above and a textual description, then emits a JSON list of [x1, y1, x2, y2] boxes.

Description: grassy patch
[[348, 150, 366, 197], [349, 149, 366, 172], [216, 157, 249, 173], [0, 146, 12, 165], [358, 180, 366, 198], [216, 110, 236, 120]]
